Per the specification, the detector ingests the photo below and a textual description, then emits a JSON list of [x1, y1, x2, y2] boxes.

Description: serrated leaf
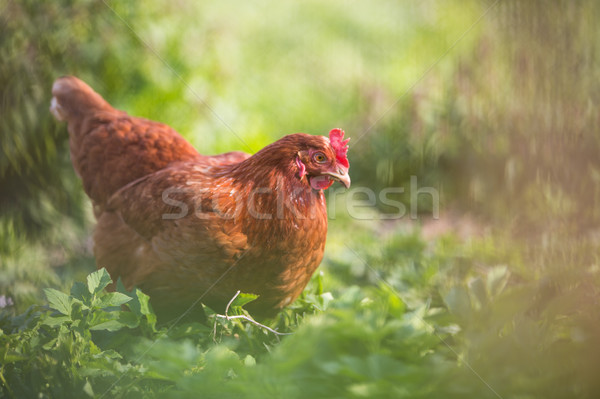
[[116, 279, 141, 314], [117, 311, 140, 328], [71, 281, 91, 303], [87, 268, 113, 295], [133, 289, 157, 331], [44, 288, 72, 316], [43, 315, 71, 327], [116, 282, 156, 330], [95, 292, 132, 309], [136, 289, 153, 316]]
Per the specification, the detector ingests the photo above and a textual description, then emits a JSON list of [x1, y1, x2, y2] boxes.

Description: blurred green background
[[2, 0, 600, 397]]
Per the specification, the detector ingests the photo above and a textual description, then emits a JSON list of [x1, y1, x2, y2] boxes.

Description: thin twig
[[214, 290, 293, 337], [225, 290, 241, 314], [216, 315, 293, 336]]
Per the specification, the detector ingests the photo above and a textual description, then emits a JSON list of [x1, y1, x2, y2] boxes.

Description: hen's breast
[[231, 187, 328, 316]]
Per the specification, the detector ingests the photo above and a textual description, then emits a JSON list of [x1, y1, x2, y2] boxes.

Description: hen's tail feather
[[50, 76, 114, 122]]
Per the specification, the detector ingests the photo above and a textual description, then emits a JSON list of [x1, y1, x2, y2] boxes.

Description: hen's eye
[[313, 152, 327, 163]]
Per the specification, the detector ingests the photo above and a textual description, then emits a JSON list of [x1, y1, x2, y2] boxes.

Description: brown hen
[[51, 76, 350, 319]]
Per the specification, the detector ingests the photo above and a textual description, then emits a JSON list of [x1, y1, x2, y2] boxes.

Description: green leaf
[[90, 319, 126, 332], [43, 315, 71, 326], [71, 281, 91, 303], [87, 268, 113, 295], [117, 280, 150, 315], [117, 283, 157, 330], [95, 292, 132, 309], [316, 271, 324, 295], [145, 312, 158, 331], [117, 311, 140, 328], [42, 338, 58, 350], [127, 289, 157, 331], [44, 288, 72, 316], [230, 292, 259, 308], [116, 278, 140, 313], [136, 289, 153, 316]]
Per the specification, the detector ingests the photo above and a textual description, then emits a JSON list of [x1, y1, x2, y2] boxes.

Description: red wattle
[[309, 175, 334, 190]]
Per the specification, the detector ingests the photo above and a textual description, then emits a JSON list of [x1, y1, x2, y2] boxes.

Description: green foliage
[[0, 0, 143, 236], [0, 268, 333, 398], [3, 231, 600, 398], [2, 1, 600, 398]]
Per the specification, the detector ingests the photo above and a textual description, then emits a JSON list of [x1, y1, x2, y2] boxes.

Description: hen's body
[[51, 76, 349, 319]]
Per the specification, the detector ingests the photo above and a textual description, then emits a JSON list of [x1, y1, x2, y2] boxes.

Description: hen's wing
[[200, 151, 251, 166], [95, 162, 249, 316]]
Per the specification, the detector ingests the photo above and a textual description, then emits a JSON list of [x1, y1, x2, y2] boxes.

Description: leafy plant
[[0, 268, 333, 398], [0, 269, 158, 398]]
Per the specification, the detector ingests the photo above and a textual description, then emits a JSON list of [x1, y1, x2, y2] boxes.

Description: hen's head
[[294, 129, 351, 190]]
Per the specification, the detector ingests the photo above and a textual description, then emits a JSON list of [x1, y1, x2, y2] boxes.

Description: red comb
[[329, 128, 350, 168]]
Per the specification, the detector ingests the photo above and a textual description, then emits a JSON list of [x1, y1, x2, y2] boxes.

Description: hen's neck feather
[[214, 136, 326, 224]]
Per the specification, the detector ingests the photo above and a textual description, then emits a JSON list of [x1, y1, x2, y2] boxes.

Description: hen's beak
[[325, 168, 351, 189]]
